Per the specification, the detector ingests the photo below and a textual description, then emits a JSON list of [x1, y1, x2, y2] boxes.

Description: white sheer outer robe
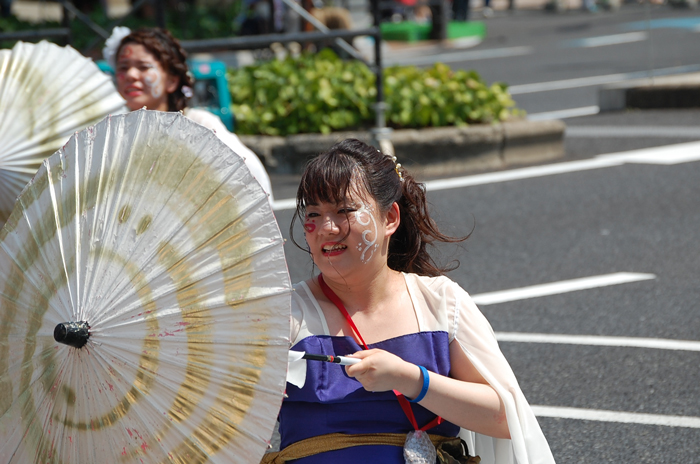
[[289, 273, 556, 464], [184, 108, 274, 203]]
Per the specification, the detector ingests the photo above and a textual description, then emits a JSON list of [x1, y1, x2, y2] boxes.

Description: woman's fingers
[[344, 349, 417, 393]]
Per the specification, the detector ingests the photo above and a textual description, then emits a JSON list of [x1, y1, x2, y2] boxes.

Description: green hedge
[[228, 49, 520, 136]]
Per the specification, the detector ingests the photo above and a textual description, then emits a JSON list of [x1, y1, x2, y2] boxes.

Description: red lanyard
[[318, 274, 443, 432]]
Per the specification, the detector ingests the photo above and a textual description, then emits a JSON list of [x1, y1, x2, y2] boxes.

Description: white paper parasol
[[0, 110, 292, 463], [0, 40, 127, 228]]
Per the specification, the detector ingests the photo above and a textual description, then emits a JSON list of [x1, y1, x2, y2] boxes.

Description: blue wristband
[[408, 365, 430, 403]]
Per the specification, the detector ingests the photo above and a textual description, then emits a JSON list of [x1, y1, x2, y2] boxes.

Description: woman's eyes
[[305, 208, 355, 217], [115, 63, 155, 72]]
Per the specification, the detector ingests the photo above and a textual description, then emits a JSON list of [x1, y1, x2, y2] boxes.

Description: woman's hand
[[344, 349, 422, 398]]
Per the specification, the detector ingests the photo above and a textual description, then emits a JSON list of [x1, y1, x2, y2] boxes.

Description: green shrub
[[228, 49, 520, 136]]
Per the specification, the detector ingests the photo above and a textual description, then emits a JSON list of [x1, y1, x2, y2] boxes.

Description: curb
[[599, 72, 700, 112], [240, 119, 566, 176]]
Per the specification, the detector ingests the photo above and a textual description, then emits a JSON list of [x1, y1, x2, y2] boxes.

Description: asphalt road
[[384, 3, 700, 118]]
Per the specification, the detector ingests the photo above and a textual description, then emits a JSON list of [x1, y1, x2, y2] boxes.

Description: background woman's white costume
[[184, 108, 273, 202]]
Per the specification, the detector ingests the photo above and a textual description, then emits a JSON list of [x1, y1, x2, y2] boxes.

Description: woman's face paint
[[115, 43, 175, 111], [355, 203, 379, 264], [143, 65, 163, 98]]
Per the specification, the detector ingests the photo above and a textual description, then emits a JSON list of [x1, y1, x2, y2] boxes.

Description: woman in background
[[105, 27, 274, 201]]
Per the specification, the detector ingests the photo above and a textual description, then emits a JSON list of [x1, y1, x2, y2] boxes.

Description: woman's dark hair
[[117, 28, 193, 112], [291, 139, 468, 277]]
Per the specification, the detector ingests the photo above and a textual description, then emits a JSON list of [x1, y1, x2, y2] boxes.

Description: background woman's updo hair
[[117, 28, 194, 112], [291, 139, 467, 277]]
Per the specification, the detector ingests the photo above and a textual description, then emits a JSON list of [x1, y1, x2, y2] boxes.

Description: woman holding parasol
[[272, 139, 555, 463], [104, 27, 274, 201]]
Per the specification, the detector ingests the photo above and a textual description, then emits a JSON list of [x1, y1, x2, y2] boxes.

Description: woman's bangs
[[299, 154, 359, 207]]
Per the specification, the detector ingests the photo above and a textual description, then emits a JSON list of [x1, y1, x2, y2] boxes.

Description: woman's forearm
[[400, 368, 511, 439]]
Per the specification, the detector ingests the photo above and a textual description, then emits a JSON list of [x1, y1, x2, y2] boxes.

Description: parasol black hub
[[54, 321, 90, 348]]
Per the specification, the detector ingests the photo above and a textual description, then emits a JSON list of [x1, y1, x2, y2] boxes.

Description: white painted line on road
[[566, 126, 700, 138], [495, 332, 700, 352], [421, 141, 700, 193], [528, 106, 600, 121], [423, 157, 624, 192], [508, 64, 700, 94], [384, 46, 533, 66], [531, 406, 700, 428], [472, 272, 656, 305], [567, 32, 648, 48], [273, 141, 700, 210], [596, 140, 700, 165], [273, 158, 623, 209]]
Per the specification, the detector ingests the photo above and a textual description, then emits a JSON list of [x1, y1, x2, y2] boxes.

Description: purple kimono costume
[[280, 331, 460, 463]]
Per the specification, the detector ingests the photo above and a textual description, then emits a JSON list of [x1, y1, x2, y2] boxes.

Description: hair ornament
[[392, 155, 404, 182], [102, 26, 132, 70], [181, 85, 193, 99]]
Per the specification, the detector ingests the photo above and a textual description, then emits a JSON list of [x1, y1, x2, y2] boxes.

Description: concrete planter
[[599, 72, 700, 112], [240, 119, 566, 176]]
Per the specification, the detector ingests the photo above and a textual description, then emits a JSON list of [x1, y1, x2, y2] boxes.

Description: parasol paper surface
[[0, 110, 292, 463], [0, 40, 127, 228]]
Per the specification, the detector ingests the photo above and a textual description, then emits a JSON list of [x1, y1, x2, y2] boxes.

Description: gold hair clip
[[391, 155, 403, 182], [378, 148, 403, 182]]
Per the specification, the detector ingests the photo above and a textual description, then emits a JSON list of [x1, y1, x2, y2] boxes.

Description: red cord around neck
[[317, 274, 443, 432]]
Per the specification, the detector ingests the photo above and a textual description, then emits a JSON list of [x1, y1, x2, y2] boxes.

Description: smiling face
[[115, 43, 179, 111], [304, 184, 386, 278]]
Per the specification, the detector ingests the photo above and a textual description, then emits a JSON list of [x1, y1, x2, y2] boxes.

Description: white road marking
[[423, 157, 623, 192], [273, 141, 700, 210], [495, 332, 700, 352], [531, 406, 700, 428], [384, 46, 533, 66], [566, 126, 700, 138], [528, 106, 600, 121], [422, 141, 700, 192], [567, 32, 648, 48], [596, 141, 700, 165], [508, 64, 700, 94], [472, 272, 656, 306]]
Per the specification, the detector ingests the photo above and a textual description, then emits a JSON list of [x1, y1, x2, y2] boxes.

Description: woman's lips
[[321, 242, 347, 256]]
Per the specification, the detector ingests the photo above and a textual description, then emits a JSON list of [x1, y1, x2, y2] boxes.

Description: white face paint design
[[143, 65, 163, 98], [355, 203, 379, 264]]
